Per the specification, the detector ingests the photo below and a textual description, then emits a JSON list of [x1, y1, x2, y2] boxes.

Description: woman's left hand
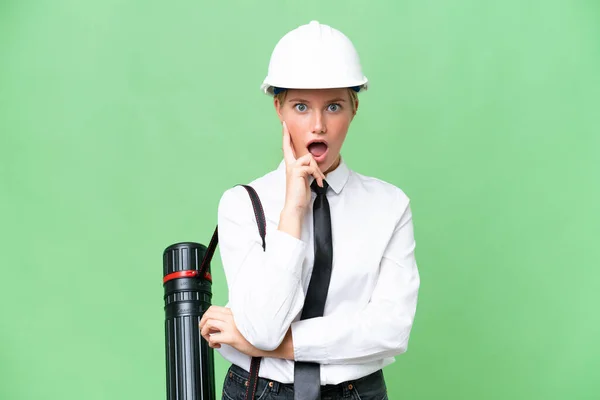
[[199, 306, 262, 357]]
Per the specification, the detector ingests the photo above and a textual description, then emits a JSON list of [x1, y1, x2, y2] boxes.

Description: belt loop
[[269, 380, 280, 394], [341, 381, 354, 398], [340, 382, 353, 397]]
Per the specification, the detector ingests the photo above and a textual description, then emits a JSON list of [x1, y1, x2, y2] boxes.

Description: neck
[[324, 155, 341, 175]]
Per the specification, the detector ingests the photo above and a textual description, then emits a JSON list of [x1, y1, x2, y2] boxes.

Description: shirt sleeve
[[291, 198, 420, 364], [218, 186, 307, 351]]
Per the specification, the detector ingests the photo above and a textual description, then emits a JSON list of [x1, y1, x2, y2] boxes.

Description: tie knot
[[311, 179, 329, 195]]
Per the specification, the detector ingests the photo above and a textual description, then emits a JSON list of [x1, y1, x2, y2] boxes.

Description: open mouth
[[307, 141, 328, 159]]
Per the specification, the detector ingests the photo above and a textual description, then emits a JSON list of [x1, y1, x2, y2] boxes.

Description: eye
[[294, 103, 308, 112], [327, 103, 341, 112]]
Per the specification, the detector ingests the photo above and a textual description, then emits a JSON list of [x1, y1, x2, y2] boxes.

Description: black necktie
[[294, 180, 333, 400]]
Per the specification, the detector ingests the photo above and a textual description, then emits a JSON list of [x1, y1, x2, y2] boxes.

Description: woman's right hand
[[281, 121, 325, 217]]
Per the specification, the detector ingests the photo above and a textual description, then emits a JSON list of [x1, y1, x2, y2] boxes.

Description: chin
[[317, 157, 329, 167]]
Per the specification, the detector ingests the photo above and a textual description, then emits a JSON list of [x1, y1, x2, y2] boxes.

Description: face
[[274, 88, 358, 174]]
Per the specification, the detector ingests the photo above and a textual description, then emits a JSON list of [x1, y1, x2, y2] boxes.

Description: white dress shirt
[[215, 157, 420, 385]]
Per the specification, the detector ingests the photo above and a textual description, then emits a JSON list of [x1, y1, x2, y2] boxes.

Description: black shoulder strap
[[237, 185, 264, 400], [198, 185, 266, 277], [238, 184, 267, 251], [197, 184, 265, 400]]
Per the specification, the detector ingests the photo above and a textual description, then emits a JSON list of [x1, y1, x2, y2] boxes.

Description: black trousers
[[222, 364, 388, 400]]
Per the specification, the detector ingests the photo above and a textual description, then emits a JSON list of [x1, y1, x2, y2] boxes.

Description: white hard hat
[[261, 20, 369, 96]]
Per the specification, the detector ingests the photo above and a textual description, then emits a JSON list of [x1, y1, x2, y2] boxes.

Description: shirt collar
[[276, 156, 350, 195]]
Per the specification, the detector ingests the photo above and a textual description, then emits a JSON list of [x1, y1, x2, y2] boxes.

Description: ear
[[351, 98, 359, 119], [274, 97, 284, 122]]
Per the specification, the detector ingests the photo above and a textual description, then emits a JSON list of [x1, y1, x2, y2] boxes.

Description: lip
[[306, 139, 329, 163]]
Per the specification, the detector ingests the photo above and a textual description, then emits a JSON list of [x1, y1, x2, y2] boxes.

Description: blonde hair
[[275, 88, 359, 114]]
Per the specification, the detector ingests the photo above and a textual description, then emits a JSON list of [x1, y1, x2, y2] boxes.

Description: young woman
[[200, 21, 420, 400]]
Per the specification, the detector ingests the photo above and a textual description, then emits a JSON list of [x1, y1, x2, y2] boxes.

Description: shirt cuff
[[291, 317, 330, 363], [266, 229, 307, 281]]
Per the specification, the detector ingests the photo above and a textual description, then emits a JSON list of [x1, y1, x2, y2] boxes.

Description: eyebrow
[[287, 98, 347, 103]]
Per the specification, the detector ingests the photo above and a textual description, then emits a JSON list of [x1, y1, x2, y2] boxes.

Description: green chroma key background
[[1, 0, 598, 399]]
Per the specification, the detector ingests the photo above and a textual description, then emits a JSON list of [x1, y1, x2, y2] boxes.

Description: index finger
[[199, 305, 219, 327], [282, 121, 296, 164]]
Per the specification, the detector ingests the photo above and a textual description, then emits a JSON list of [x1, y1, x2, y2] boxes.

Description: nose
[[311, 110, 327, 134]]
